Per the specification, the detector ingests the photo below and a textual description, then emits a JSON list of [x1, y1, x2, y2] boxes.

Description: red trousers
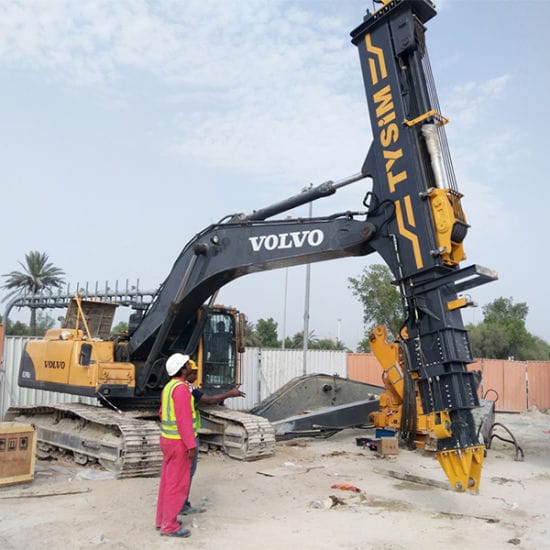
[[156, 437, 192, 534]]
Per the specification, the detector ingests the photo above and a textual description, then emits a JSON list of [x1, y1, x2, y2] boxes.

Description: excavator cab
[[198, 308, 243, 394], [202, 313, 236, 387]]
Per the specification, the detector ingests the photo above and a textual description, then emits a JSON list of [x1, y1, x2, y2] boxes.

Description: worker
[[179, 360, 246, 517], [155, 353, 197, 538]]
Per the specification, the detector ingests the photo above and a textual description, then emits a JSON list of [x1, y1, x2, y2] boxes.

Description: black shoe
[[161, 528, 191, 538], [182, 505, 203, 515]]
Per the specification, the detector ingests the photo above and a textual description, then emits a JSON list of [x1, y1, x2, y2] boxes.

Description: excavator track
[[198, 405, 276, 460], [5, 403, 162, 478]]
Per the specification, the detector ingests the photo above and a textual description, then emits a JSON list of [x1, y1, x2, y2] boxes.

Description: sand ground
[[0, 410, 549, 550]]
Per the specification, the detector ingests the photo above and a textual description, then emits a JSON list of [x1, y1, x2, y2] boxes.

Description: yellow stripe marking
[[404, 195, 416, 228], [395, 199, 423, 269], [365, 34, 387, 85]]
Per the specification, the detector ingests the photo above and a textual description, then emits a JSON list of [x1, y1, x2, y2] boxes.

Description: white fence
[[230, 347, 347, 410], [0, 337, 347, 418]]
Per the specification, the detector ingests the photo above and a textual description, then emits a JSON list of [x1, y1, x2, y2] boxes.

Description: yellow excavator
[[8, 294, 276, 476], [6, 0, 497, 491]]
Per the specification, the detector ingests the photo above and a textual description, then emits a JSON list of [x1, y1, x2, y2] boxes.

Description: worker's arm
[[173, 383, 198, 458], [199, 386, 246, 405]]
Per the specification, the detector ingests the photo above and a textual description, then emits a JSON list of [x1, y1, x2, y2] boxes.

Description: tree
[[35, 312, 56, 336], [468, 297, 550, 360], [244, 319, 262, 347], [288, 330, 318, 349], [348, 264, 403, 349], [2, 251, 65, 335], [6, 320, 30, 336], [281, 336, 293, 349], [314, 338, 347, 351], [111, 321, 129, 336], [1, 311, 56, 336], [0, 313, 28, 335], [483, 297, 528, 325], [525, 335, 550, 361], [467, 322, 510, 359], [256, 318, 280, 348], [481, 297, 531, 359]]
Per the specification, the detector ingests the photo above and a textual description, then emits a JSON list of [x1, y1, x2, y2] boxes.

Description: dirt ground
[[0, 410, 549, 550]]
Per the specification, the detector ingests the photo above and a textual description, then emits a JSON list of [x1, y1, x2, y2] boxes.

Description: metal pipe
[[421, 123, 445, 189], [302, 197, 313, 375], [282, 267, 288, 350]]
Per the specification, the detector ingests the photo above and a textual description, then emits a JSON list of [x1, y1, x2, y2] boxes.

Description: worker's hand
[[188, 447, 198, 460], [230, 386, 246, 398]]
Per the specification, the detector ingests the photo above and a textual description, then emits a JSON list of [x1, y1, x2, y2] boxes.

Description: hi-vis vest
[[188, 382, 201, 436], [160, 378, 186, 440]]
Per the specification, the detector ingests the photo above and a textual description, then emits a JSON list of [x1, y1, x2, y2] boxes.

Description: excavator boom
[[128, 214, 376, 392]]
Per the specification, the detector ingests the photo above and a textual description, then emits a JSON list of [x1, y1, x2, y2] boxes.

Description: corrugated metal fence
[[347, 354, 550, 412], [347, 353, 382, 387], [469, 359, 527, 412], [0, 337, 346, 418], [233, 348, 347, 409]]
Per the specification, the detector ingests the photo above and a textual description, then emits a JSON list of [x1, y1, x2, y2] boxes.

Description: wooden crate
[[0, 422, 37, 487], [377, 436, 399, 456]]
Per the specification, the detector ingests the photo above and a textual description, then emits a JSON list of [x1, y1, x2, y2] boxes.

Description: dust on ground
[[0, 410, 549, 550]]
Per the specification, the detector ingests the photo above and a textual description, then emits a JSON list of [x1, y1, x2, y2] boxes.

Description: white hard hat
[[165, 353, 190, 376]]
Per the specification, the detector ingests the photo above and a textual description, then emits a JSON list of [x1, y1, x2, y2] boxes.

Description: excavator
[[5, 0, 496, 491], [7, 295, 271, 476]]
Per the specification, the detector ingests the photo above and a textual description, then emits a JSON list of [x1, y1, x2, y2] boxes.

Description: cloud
[[444, 74, 520, 206], [0, 1, 352, 87], [436, 74, 517, 258], [0, 0, 368, 184], [172, 85, 369, 184], [446, 74, 512, 127]]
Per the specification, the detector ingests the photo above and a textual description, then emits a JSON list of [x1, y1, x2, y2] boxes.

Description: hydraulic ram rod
[[243, 172, 366, 221]]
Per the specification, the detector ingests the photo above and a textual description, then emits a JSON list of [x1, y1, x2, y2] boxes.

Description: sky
[[1, 0, 549, 350]]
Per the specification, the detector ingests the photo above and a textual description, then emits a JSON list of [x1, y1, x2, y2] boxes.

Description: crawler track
[[199, 405, 276, 460], [6, 403, 275, 476], [5, 403, 162, 478]]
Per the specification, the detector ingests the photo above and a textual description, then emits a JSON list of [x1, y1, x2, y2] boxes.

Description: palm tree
[[2, 251, 65, 335], [290, 330, 319, 349]]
